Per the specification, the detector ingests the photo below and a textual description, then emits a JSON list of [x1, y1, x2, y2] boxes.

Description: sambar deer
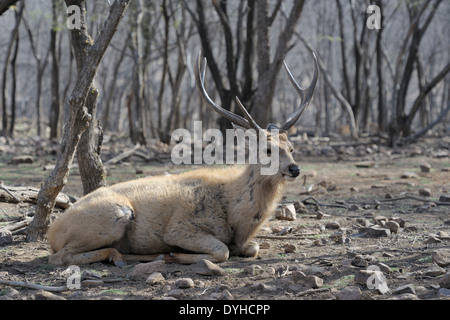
[[47, 52, 318, 266]]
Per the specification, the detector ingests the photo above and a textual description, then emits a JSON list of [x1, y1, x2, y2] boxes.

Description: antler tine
[[195, 52, 253, 130], [235, 97, 262, 132], [280, 51, 319, 132]]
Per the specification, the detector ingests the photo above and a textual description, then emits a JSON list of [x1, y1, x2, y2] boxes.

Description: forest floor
[[0, 132, 449, 302]]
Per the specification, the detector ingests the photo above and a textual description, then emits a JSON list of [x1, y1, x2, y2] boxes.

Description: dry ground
[[0, 135, 449, 302]]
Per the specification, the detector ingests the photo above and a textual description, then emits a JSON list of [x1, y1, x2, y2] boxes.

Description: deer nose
[[289, 164, 300, 177]]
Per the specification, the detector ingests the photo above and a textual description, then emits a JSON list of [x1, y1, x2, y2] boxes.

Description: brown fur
[[47, 132, 299, 265]]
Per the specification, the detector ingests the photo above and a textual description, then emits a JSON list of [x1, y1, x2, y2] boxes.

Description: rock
[[260, 241, 270, 249], [384, 221, 400, 233], [292, 271, 323, 289], [316, 211, 330, 219], [418, 188, 432, 197], [335, 286, 363, 300], [419, 162, 431, 173], [325, 222, 340, 230], [437, 231, 450, 240], [438, 194, 450, 203], [276, 204, 296, 221], [34, 290, 66, 300], [243, 265, 262, 275], [167, 289, 185, 299], [359, 226, 391, 238], [348, 204, 361, 211], [175, 277, 195, 289], [284, 244, 296, 253], [439, 272, 450, 289], [293, 201, 308, 214], [389, 217, 405, 227], [8, 155, 34, 165], [423, 264, 446, 277], [392, 284, 416, 295], [354, 269, 384, 285], [0, 229, 13, 246], [387, 293, 418, 300], [376, 262, 392, 274], [131, 260, 165, 279], [192, 259, 226, 276], [400, 172, 416, 179], [351, 256, 368, 268], [313, 238, 327, 246], [146, 272, 165, 285], [259, 267, 276, 278], [438, 288, 450, 297], [81, 280, 104, 287], [424, 235, 442, 244], [374, 215, 387, 224]]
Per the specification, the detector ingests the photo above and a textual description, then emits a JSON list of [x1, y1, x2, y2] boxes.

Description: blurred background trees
[[0, 0, 449, 147]]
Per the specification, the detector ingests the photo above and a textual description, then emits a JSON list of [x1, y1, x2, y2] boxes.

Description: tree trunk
[[49, 0, 61, 140], [1, 1, 24, 136], [27, 0, 131, 241], [252, 0, 306, 127]]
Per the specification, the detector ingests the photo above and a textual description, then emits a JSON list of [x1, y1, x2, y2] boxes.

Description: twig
[[256, 235, 308, 240], [0, 279, 68, 292], [295, 287, 329, 297], [1, 217, 32, 232], [0, 181, 22, 203]]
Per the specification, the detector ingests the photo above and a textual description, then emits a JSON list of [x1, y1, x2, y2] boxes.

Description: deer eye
[[290, 148, 294, 153]]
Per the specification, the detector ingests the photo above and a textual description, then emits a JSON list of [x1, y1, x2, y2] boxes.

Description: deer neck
[[226, 165, 285, 231]]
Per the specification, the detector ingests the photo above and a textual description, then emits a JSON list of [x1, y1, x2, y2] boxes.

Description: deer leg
[[49, 247, 125, 267], [162, 232, 230, 264]]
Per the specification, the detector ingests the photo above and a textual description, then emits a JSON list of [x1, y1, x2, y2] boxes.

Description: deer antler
[[280, 51, 319, 131], [195, 52, 262, 132]]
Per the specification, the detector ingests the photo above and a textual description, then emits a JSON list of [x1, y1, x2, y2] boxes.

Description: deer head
[[195, 51, 319, 181]]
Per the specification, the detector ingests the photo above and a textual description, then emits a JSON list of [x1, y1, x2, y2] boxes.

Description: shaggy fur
[[47, 132, 298, 266]]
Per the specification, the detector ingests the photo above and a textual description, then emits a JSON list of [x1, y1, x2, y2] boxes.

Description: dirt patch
[[0, 137, 449, 301]]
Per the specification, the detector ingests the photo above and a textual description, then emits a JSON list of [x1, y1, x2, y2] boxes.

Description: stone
[[354, 269, 383, 285], [284, 244, 296, 253], [389, 217, 405, 227], [167, 289, 185, 299], [260, 241, 270, 249], [351, 256, 368, 268], [376, 262, 392, 274], [8, 155, 34, 165], [401, 172, 416, 179], [175, 277, 195, 289], [146, 272, 165, 285], [424, 235, 442, 244], [0, 229, 13, 246], [387, 293, 418, 300], [384, 221, 400, 233], [192, 259, 226, 276], [131, 260, 165, 279], [439, 194, 450, 203], [423, 264, 446, 277], [276, 204, 297, 221], [359, 226, 391, 238], [392, 284, 416, 295], [325, 222, 340, 230], [419, 162, 431, 173], [418, 188, 432, 197], [438, 288, 450, 297], [81, 280, 104, 287], [335, 286, 362, 300], [292, 271, 323, 289], [438, 272, 450, 289]]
